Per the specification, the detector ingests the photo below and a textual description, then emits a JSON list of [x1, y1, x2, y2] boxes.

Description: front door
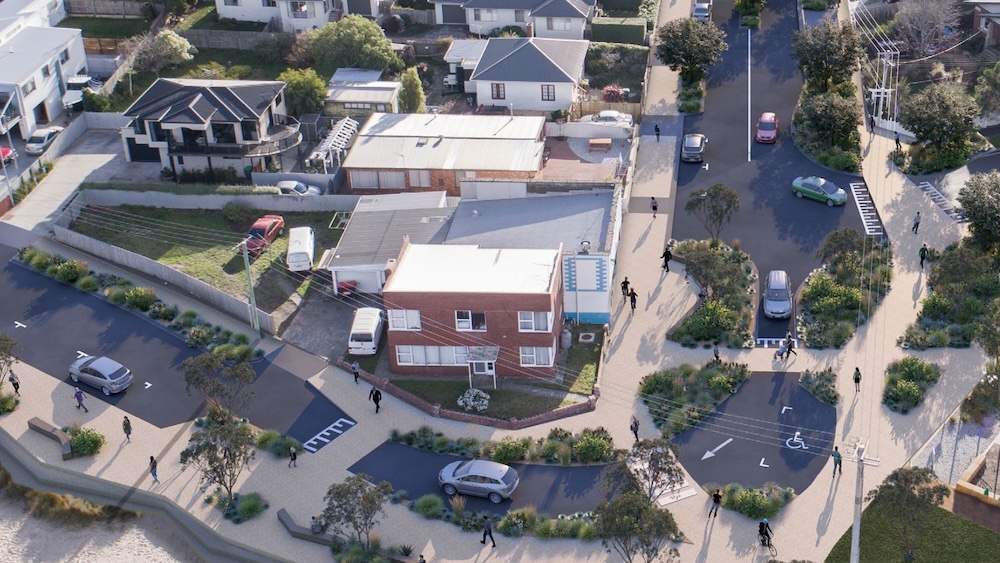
[[471, 361, 495, 376]]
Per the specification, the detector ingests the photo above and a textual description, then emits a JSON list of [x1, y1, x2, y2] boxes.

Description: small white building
[[470, 37, 587, 112], [215, 0, 335, 33], [431, 0, 595, 40], [325, 68, 401, 117], [443, 39, 488, 93]]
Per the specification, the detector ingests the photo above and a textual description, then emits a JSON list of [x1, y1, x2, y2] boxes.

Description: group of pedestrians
[[620, 277, 638, 313], [772, 331, 797, 361]]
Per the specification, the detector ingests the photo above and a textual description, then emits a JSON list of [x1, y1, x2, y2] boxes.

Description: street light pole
[[850, 443, 866, 563], [239, 240, 262, 337]]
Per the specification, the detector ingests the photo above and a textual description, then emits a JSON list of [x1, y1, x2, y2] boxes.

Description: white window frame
[[456, 310, 487, 331], [224, 0, 238, 5], [378, 170, 406, 189], [21, 79, 36, 96], [547, 17, 571, 31], [396, 345, 413, 365], [981, 14, 991, 33], [473, 8, 496, 22], [388, 309, 421, 330], [59, 49, 69, 64], [408, 169, 431, 188], [514, 9, 525, 22], [41, 65, 51, 79], [351, 170, 379, 188], [289, 1, 312, 18], [518, 311, 551, 332], [520, 346, 553, 367], [263, 0, 277, 6]]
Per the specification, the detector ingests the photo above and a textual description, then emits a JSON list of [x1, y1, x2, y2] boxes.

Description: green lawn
[[177, 5, 267, 32], [57, 16, 150, 38], [70, 207, 341, 313], [826, 500, 1000, 563], [393, 380, 577, 420], [533, 324, 601, 395]]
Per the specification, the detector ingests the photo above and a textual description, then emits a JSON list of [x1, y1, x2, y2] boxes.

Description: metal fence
[[79, 189, 360, 211], [65, 0, 148, 17], [178, 29, 294, 51], [52, 222, 276, 334]]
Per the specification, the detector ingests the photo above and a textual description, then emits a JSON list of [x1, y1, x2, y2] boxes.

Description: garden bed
[[701, 482, 795, 519], [391, 380, 578, 421], [791, 83, 862, 172], [883, 356, 942, 414], [799, 367, 840, 405], [585, 42, 649, 93], [390, 425, 618, 465], [639, 361, 751, 436]]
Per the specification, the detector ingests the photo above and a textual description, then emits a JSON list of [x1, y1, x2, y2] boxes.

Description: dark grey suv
[[438, 459, 520, 503]]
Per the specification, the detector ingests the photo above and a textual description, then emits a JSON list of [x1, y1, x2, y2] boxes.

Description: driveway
[[671, 0, 867, 340], [349, 441, 614, 516]]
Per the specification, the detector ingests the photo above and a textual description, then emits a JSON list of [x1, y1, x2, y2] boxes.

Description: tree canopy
[[277, 68, 326, 116], [181, 353, 256, 418], [594, 490, 679, 563], [957, 171, 1000, 251], [0, 334, 20, 394], [894, 0, 959, 58], [654, 19, 728, 82], [306, 15, 403, 75], [975, 60, 1000, 116], [398, 67, 426, 114], [816, 227, 866, 263], [900, 83, 979, 149], [865, 466, 950, 562], [802, 91, 862, 149], [604, 439, 685, 505], [792, 19, 863, 90], [179, 410, 255, 503], [133, 30, 197, 77], [684, 183, 740, 242], [322, 473, 393, 549]]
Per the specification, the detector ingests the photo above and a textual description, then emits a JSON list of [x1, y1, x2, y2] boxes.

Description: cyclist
[[759, 518, 773, 546]]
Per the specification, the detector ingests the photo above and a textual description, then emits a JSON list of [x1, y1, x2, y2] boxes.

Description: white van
[[286, 227, 315, 272], [348, 308, 384, 356]]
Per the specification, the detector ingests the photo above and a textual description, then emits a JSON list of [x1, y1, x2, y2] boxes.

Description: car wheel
[[442, 484, 457, 496], [488, 492, 503, 504], [70, 373, 79, 382], [826, 198, 835, 207], [101, 386, 111, 396], [795, 190, 804, 198]]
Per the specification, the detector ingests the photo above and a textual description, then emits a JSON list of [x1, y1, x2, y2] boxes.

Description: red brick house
[[340, 112, 546, 197], [381, 240, 563, 383], [972, 1, 1000, 48]]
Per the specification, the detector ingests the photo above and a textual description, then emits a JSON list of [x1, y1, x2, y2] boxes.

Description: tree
[[816, 227, 865, 263], [134, 30, 197, 77], [179, 410, 255, 503], [977, 301, 1000, 360], [865, 466, 950, 562], [398, 67, 426, 113], [802, 92, 861, 149], [306, 16, 403, 75], [957, 171, 1000, 251], [0, 334, 21, 394], [82, 90, 113, 112], [605, 439, 685, 505], [900, 83, 979, 149], [322, 473, 393, 549], [654, 19, 728, 82], [276, 68, 326, 116], [594, 490, 679, 563], [684, 183, 740, 243], [181, 353, 256, 418], [894, 0, 959, 58], [974, 60, 1000, 116], [792, 19, 863, 91]]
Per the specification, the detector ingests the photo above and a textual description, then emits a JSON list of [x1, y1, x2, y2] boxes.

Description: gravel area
[[912, 414, 1000, 486]]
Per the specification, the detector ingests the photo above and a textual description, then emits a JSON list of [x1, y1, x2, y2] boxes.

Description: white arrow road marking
[[76, 350, 88, 358], [701, 438, 733, 460], [14, 321, 25, 328], [760, 458, 769, 468], [781, 406, 793, 414], [144, 382, 152, 389], [702, 162, 710, 171]]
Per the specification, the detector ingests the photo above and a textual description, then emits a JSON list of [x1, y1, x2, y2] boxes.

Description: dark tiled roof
[[470, 37, 587, 83], [124, 78, 285, 124]]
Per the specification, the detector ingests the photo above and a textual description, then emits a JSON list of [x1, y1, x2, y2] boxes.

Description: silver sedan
[[69, 356, 133, 395], [438, 459, 519, 504]]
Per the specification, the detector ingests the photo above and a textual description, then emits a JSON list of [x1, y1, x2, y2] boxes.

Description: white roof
[[0, 26, 81, 84], [383, 244, 559, 294], [326, 82, 400, 104], [444, 39, 488, 69], [354, 191, 449, 212], [358, 112, 545, 140], [330, 68, 384, 83], [343, 135, 542, 171]]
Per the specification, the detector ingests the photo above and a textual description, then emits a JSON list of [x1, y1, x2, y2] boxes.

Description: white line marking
[[144, 382, 152, 389], [14, 321, 26, 328], [747, 28, 752, 163], [702, 438, 734, 460], [781, 406, 793, 414], [303, 418, 357, 452], [76, 350, 88, 358], [760, 458, 769, 468]]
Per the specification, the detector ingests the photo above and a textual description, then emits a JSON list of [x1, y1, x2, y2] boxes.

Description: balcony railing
[[169, 115, 302, 158]]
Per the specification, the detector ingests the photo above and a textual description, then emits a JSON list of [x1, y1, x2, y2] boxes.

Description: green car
[[791, 176, 847, 207]]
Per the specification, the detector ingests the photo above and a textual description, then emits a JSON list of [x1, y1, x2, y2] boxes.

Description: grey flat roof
[[445, 192, 612, 252], [330, 68, 384, 83], [354, 191, 449, 212], [444, 39, 488, 66], [322, 207, 456, 268], [0, 26, 81, 85]]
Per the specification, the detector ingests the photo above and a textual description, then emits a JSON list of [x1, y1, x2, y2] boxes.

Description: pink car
[[0, 146, 15, 165], [755, 112, 779, 143]]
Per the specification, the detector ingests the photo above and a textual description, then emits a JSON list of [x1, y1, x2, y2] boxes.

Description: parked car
[[0, 146, 15, 165], [763, 270, 793, 320], [791, 176, 847, 207], [681, 133, 708, 162], [692, 2, 712, 22], [579, 110, 633, 127], [69, 355, 134, 395], [755, 112, 778, 143], [439, 459, 520, 504], [25, 126, 63, 155], [277, 180, 321, 196], [246, 215, 285, 256]]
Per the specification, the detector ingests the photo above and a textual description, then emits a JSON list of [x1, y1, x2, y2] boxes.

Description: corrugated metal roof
[[0, 26, 80, 84], [321, 207, 456, 268], [326, 82, 400, 104], [359, 112, 544, 139], [354, 191, 448, 212], [470, 37, 587, 83], [443, 39, 488, 65], [342, 136, 543, 172], [383, 244, 559, 294]]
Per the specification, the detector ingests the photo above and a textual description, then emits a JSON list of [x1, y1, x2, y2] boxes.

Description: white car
[[277, 180, 322, 196], [25, 127, 64, 155], [69, 355, 134, 395], [579, 110, 633, 128]]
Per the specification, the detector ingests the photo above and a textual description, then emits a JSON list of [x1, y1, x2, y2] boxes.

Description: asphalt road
[[0, 244, 352, 451], [349, 442, 614, 515], [673, 0, 867, 340], [672, 372, 837, 493]]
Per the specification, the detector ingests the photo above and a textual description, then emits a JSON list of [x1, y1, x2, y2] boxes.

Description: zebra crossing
[[302, 418, 356, 453], [915, 181, 967, 222], [849, 183, 884, 237]]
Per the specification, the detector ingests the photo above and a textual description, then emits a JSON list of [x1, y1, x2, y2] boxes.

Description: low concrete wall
[[545, 121, 633, 139], [0, 427, 287, 563], [80, 189, 360, 212]]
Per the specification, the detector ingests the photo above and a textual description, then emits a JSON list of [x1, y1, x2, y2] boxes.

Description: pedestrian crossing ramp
[[303, 418, 356, 453], [915, 181, 967, 223], [849, 183, 884, 237]]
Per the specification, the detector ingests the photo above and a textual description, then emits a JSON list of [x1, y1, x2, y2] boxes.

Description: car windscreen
[[27, 135, 45, 144], [767, 288, 789, 301], [684, 137, 701, 149], [350, 333, 373, 342], [758, 121, 776, 131], [821, 181, 839, 195], [500, 467, 518, 486], [453, 460, 473, 477], [248, 227, 266, 239]]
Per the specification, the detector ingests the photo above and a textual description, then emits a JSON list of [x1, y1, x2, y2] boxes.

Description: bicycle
[[758, 533, 777, 557]]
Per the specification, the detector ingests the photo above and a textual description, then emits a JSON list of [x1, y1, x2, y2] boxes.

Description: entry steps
[[849, 183, 884, 237], [303, 418, 356, 452], [915, 181, 967, 223], [654, 480, 698, 507]]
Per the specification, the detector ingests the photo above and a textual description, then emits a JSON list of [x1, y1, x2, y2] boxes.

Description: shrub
[[186, 326, 213, 348], [601, 84, 626, 102], [674, 299, 738, 342], [457, 388, 490, 412], [883, 356, 942, 413], [148, 301, 179, 321], [578, 521, 599, 540], [799, 367, 839, 405], [104, 286, 127, 305], [920, 293, 951, 321], [221, 202, 257, 226], [534, 518, 556, 538], [491, 437, 530, 464], [678, 99, 702, 113], [712, 482, 792, 519], [54, 260, 87, 284], [235, 492, 268, 522], [67, 426, 106, 456], [573, 434, 612, 463], [449, 493, 466, 519], [27, 250, 54, 271], [962, 363, 1000, 423], [390, 489, 409, 504], [802, 0, 828, 10], [229, 344, 255, 362], [641, 361, 751, 436], [124, 287, 157, 311], [268, 434, 303, 458], [413, 494, 444, 519], [76, 275, 99, 292], [232, 333, 251, 345], [0, 392, 20, 414]]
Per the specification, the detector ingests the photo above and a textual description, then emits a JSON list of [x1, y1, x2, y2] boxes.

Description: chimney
[[526, 22, 534, 37]]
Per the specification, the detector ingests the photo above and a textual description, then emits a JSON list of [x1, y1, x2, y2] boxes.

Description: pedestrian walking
[[369, 386, 382, 413], [709, 489, 722, 517], [785, 329, 792, 341], [785, 338, 797, 358], [654, 124, 660, 142], [8, 372, 19, 396], [149, 456, 159, 483], [628, 289, 637, 313], [350, 360, 360, 384], [868, 114, 875, 134], [419, 556, 426, 563], [660, 247, 672, 271], [630, 416, 640, 442], [650, 197, 658, 218], [919, 243, 928, 269], [853, 367, 862, 392], [73, 387, 89, 413], [832, 446, 843, 476], [288, 446, 297, 468], [713, 343, 720, 364], [773, 341, 787, 361], [894, 131, 901, 151], [912, 212, 921, 234], [621, 276, 630, 300], [481, 515, 496, 547], [122, 416, 132, 442]]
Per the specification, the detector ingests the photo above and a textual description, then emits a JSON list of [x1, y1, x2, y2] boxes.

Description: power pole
[[239, 240, 261, 336], [850, 443, 867, 563]]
